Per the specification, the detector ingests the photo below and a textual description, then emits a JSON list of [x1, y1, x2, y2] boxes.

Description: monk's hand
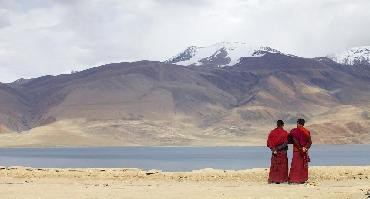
[[273, 150, 277, 155], [302, 147, 307, 152]]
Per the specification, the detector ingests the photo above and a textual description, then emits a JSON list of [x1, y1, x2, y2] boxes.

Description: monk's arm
[[292, 138, 302, 150], [305, 136, 312, 149], [275, 142, 288, 151]]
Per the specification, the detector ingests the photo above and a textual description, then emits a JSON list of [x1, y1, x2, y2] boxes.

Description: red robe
[[288, 127, 312, 183], [267, 127, 288, 183]]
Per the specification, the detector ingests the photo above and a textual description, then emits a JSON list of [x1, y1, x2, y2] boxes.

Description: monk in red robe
[[267, 120, 289, 184], [288, 118, 312, 184]]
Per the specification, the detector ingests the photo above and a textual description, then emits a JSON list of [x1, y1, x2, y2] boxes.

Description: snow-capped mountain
[[166, 42, 282, 67], [328, 46, 370, 65]]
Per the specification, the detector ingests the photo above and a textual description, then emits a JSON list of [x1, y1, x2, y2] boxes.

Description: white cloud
[[0, 0, 369, 82]]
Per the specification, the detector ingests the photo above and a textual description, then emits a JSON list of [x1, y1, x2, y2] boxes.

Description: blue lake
[[0, 144, 369, 171]]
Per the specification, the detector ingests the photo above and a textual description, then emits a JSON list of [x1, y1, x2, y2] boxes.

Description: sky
[[0, 0, 369, 83]]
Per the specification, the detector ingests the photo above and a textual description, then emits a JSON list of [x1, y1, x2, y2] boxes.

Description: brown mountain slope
[[0, 54, 369, 146], [0, 83, 31, 132]]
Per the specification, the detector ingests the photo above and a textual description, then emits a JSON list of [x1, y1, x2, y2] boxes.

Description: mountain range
[[0, 42, 369, 146]]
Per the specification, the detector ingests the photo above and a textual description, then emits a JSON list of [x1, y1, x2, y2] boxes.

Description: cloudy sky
[[0, 0, 369, 82]]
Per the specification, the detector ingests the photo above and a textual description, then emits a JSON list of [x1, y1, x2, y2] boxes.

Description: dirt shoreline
[[0, 166, 369, 198]]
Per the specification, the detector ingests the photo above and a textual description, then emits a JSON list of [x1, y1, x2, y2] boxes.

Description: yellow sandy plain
[[0, 166, 369, 199]]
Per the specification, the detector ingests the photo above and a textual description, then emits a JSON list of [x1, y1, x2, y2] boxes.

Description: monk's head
[[277, 120, 284, 128], [297, 118, 305, 127]]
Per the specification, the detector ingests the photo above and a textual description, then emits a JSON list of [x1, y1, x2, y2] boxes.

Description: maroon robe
[[288, 127, 312, 183], [267, 127, 288, 183]]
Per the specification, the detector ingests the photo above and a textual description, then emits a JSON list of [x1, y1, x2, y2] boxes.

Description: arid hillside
[[0, 53, 369, 146]]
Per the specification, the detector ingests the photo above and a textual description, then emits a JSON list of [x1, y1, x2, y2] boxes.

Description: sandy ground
[[0, 166, 369, 199]]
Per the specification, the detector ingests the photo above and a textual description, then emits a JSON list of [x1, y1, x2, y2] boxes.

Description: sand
[[0, 166, 369, 199]]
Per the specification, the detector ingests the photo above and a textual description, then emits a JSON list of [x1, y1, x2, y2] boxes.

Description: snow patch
[[166, 42, 282, 67], [328, 46, 370, 65]]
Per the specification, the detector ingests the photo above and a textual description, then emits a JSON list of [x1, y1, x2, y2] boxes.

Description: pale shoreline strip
[[1, 166, 369, 182]]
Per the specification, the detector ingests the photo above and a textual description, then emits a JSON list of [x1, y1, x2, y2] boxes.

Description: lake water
[[0, 144, 369, 171]]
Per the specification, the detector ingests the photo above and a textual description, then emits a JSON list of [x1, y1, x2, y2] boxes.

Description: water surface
[[0, 144, 369, 171]]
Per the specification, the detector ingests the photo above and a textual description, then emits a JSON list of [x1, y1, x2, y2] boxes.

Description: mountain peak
[[166, 42, 282, 67], [328, 46, 370, 65]]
